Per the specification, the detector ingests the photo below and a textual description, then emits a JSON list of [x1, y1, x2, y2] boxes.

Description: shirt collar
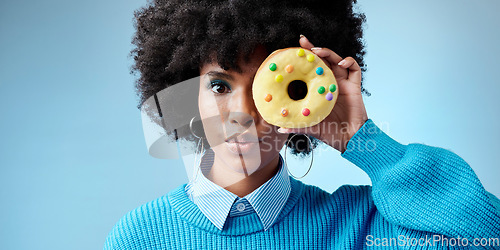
[[185, 149, 291, 231]]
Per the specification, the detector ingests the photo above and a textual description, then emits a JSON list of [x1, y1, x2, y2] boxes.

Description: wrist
[[347, 117, 369, 142], [327, 118, 369, 153], [340, 119, 407, 182]]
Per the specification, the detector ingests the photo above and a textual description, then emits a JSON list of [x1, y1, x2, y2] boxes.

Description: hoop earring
[[284, 134, 314, 179], [190, 116, 205, 181], [189, 116, 204, 139]]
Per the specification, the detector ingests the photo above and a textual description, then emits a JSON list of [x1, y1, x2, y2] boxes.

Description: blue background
[[1, 0, 499, 249]]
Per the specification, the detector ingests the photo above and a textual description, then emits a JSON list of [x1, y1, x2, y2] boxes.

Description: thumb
[[277, 126, 319, 136], [277, 127, 300, 134]]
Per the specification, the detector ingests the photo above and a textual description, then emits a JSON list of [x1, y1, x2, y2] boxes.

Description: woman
[[104, 0, 500, 248]]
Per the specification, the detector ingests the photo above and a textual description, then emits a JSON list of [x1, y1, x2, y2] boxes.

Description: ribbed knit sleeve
[[341, 119, 500, 245]]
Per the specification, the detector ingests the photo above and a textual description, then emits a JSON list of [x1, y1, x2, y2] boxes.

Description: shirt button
[[236, 203, 246, 212]]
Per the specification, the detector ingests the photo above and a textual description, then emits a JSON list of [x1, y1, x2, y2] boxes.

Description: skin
[[198, 46, 289, 197], [280, 35, 369, 153], [198, 35, 368, 197]]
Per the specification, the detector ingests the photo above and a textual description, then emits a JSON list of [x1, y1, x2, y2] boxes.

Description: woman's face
[[198, 47, 289, 177]]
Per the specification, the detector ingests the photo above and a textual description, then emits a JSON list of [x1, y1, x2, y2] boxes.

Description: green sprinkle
[[317, 86, 325, 94], [269, 63, 277, 71], [329, 84, 336, 92]]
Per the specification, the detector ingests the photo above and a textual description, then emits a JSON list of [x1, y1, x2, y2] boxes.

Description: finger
[[310, 47, 343, 64], [338, 57, 361, 84], [278, 127, 300, 134], [299, 34, 315, 49], [310, 47, 347, 79], [277, 126, 320, 137]]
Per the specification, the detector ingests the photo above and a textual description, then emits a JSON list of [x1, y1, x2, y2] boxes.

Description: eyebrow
[[205, 71, 235, 81]]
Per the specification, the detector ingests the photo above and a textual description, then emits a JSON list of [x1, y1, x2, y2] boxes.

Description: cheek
[[260, 125, 289, 152], [198, 90, 213, 118], [198, 90, 230, 118], [259, 119, 284, 139], [198, 90, 228, 147]]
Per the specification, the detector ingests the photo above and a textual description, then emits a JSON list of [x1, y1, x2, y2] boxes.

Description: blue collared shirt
[[185, 149, 291, 231]]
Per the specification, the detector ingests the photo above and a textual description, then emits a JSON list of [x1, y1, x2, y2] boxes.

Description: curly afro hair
[[131, 0, 368, 157]]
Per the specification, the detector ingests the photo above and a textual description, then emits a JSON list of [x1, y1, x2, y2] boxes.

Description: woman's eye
[[209, 80, 231, 94]]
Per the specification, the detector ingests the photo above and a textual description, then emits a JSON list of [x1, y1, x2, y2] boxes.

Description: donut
[[252, 47, 339, 129]]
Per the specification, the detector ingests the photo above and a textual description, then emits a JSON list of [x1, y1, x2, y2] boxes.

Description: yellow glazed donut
[[252, 47, 339, 128]]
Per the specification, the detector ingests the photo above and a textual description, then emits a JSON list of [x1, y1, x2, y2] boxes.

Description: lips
[[224, 133, 262, 155], [224, 133, 262, 143]]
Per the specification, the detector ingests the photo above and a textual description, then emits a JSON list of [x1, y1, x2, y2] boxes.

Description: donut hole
[[287, 80, 308, 101]]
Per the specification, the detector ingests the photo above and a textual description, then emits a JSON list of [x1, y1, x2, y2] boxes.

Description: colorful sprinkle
[[317, 86, 325, 94], [329, 84, 336, 92], [297, 49, 305, 57], [281, 108, 288, 117], [302, 108, 310, 116], [307, 54, 315, 62], [264, 94, 272, 102], [269, 63, 277, 71], [326, 92, 333, 101], [285, 64, 294, 73], [275, 74, 283, 82], [316, 67, 324, 75]]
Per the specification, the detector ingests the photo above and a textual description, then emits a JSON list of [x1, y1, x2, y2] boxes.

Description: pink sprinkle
[[302, 108, 310, 116]]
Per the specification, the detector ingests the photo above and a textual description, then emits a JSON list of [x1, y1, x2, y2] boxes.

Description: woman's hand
[[278, 35, 368, 153]]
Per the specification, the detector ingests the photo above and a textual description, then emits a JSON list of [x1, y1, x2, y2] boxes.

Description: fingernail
[[311, 47, 322, 51], [338, 59, 346, 66], [299, 34, 305, 39]]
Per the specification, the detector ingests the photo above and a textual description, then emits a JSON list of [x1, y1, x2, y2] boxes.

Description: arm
[[341, 119, 500, 242], [278, 36, 500, 246]]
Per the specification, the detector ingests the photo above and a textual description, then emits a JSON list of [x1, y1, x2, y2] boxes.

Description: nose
[[230, 112, 254, 129], [227, 89, 258, 130]]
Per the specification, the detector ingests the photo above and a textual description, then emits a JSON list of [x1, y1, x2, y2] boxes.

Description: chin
[[212, 144, 263, 175]]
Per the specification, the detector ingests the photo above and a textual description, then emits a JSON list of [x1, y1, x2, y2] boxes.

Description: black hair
[[131, 0, 369, 156]]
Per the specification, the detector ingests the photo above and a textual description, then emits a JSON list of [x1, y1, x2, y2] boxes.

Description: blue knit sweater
[[104, 120, 500, 249]]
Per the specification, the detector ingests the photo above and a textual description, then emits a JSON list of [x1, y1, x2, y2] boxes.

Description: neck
[[208, 154, 280, 197]]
